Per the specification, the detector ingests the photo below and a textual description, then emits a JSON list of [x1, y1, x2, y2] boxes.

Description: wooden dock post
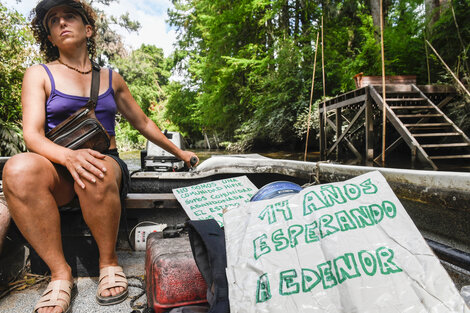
[[319, 105, 325, 160], [335, 108, 342, 161], [365, 89, 374, 166]]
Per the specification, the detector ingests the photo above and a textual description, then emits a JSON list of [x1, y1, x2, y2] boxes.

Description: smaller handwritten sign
[[173, 175, 258, 226]]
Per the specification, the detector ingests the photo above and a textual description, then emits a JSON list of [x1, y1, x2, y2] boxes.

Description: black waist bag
[[176, 220, 230, 313], [46, 62, 110, 153]]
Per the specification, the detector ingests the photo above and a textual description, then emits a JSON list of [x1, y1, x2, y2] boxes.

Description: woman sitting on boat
[[1, 0, 198, 312]]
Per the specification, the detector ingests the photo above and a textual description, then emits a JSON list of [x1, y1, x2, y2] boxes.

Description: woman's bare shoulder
[[23, 64, 51, 92], [110, 69, 127, 92], [24, 64, 48, 78]]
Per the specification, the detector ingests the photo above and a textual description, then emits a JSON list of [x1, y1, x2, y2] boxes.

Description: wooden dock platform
[[318, 83, 470, 170]]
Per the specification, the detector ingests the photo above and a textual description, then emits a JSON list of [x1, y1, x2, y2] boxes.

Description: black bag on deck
[[184, 219, 230, 313], [46, 61, 110, 152]]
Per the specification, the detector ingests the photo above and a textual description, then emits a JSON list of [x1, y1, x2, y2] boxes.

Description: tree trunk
[[370, 0, 381, 38], [425, 0, 449, 25]]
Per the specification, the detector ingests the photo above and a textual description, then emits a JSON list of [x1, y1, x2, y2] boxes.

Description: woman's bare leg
[[2, 152, 75, 313], [0, 195, 10, 254], [74, 156, 125, 297]]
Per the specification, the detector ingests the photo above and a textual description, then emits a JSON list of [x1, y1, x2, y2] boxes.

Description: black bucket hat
[[34, 0, 90, 32]]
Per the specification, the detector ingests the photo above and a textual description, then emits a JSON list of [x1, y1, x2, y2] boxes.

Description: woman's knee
[[76, 157, 121, 202], [2, 153, 55, 197]]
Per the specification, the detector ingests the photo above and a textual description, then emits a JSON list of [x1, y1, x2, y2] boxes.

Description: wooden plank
[[357, 75, 417, 87], [404, 123, 450, 127], [430, 154, 470, 160], [417, 85, 457, 93], [386, 98, 425, 102], [125, 193, 180, 209], [437, 96, 455, 109], [422, 143, 470, 148], [319, 94, 367, 113], [390, 106, 433, 109], [412, 132, 460, 137], [396, 114, 441, 118]]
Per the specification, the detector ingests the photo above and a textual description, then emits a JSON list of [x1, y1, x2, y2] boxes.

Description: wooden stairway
[[369, 84, 470, 170]]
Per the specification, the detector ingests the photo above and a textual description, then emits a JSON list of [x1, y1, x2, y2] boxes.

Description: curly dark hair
[[30, 0, 97, 62]]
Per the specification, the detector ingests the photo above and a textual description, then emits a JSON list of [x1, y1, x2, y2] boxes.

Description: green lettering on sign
[[319, 214, 339, 238], [376, 247, 403, 275], [288, 224, 303, 248], [318, 261, 338, 289], [368, 203, 384, 224], [301, 269, 321, 292], [382, 200, 397, 218], [280, 270, 299, 295], [333, 253, 360, 283], [304, 221, 319, 243], [275, 200, 293, 221], [358, 250, 377, 276], [343, 183, 361, 200], [272, 229, 289, 251], [360, 178, 378, 194], [253, 234, 271, 260], [256, 273, 272, 303], [335, 210, 357, 231], [350, 206, 375, 228], [258, 204, 276, 224]]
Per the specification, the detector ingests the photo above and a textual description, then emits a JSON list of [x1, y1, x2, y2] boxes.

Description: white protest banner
[[173, 175, 258, 226], [224, 171, 469, 313]]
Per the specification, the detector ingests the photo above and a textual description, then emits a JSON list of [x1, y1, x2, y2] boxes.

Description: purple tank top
[[41, 64, 117, 136]]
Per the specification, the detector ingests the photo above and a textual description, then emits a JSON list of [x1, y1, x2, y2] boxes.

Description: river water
[[119, 149, 321, 172]]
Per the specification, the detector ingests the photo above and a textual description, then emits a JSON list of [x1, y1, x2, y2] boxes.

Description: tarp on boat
[[224, 171, 469, 313]]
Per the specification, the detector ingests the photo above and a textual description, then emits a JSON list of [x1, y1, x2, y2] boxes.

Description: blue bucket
[[250, 181, 302, 202]]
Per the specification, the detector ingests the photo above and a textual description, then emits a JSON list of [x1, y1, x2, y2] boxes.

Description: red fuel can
[[145, 232, 208, 313]]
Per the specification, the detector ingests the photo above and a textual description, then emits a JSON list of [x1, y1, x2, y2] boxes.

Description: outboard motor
[[140, 130, 186, 172]]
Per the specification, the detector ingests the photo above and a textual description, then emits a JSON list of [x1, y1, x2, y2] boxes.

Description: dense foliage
[[112, 44, 173, 150], [167, 0, 469, 151], [0, 2, 37, 155], [1, 0, 469, 155]]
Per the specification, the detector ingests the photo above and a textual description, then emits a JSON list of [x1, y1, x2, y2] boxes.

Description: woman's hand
[[180, 150, 199, 168], [64, 149, 107, 189]]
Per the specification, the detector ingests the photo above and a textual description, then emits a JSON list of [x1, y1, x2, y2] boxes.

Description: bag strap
[[86, 61, 101, 110]]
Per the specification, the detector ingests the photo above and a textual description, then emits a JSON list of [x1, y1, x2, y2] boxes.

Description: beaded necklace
[[58, 59, 92, 75]]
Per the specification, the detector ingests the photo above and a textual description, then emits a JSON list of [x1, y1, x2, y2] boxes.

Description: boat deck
[[0, 250, 147, 313], [1, 155, 469, 311]]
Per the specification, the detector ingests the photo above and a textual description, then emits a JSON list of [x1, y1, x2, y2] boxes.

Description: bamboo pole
[[304, 32, 320, 162], [321, 16, 326, 100], [425, 39, 470, 98], [424, 35, 431, 85], [380, 0, 387, 166], [321, 16, 327, 160]]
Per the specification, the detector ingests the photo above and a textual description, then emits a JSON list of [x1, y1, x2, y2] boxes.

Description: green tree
[[167, 0, 429, 148], [0, 2, 38, 155], [112, 44, 172, 150]]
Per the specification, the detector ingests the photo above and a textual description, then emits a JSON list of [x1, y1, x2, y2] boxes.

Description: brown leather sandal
[[96, 265, 128, 306], [34, 280, 77, 313]]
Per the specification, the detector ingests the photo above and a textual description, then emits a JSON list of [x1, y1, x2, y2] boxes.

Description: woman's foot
[[35, 268, 74, 313], [96, 265, 128, 305], [34, 276, 76, 313]]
